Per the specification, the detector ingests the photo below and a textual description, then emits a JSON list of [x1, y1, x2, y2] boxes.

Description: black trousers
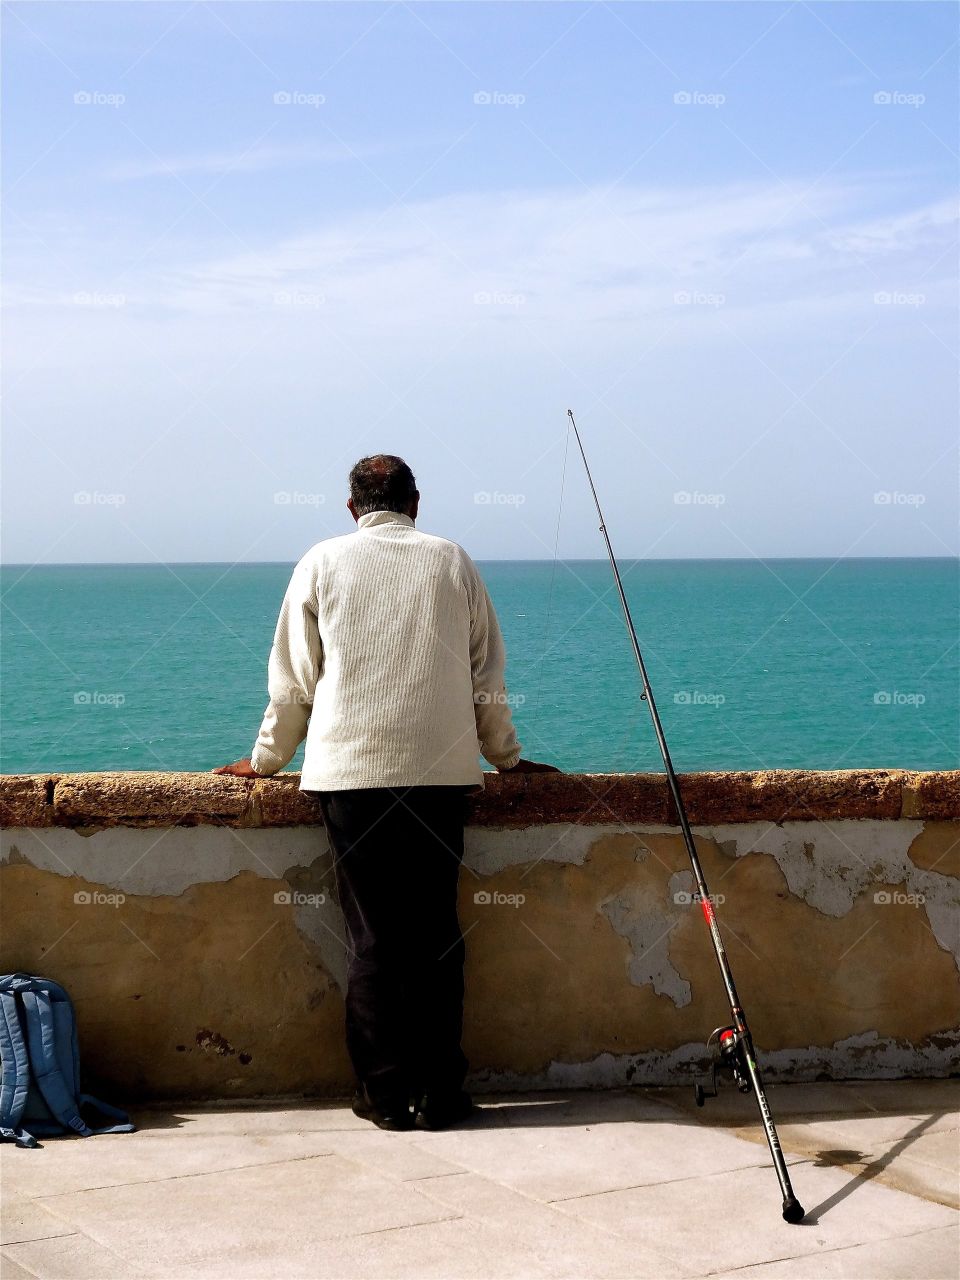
[[315, 785, 471, 1106]]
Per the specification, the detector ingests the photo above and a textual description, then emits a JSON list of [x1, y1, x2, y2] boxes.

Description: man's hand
[[212, 758, 260, 777], [497, 758, 562, 774]]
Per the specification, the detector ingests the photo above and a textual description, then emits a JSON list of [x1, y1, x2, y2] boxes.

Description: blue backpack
[[0, 974, 135, 1148]]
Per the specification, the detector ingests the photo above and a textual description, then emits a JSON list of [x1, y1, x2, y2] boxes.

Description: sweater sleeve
[[466, 559, 522, 770], [250, 556, 322, 776]]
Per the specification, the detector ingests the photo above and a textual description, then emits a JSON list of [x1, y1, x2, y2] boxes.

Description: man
[[215, 455, 557, 1131]]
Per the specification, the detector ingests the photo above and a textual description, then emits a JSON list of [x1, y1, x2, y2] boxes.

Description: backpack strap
[[25, 976, 82, 1091], [0, 989, 37, 1147], [19, 988, 92, 1137], [78, 1093, 135, 1136]]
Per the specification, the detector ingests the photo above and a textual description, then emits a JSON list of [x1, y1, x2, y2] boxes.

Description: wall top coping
[[0, 769, 957, 831]]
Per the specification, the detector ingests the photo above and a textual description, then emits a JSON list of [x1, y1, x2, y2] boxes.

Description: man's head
[[347, 454, 419, 523]]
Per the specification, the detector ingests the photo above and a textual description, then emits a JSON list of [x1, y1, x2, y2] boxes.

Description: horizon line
[[1, 555, 957, 569]]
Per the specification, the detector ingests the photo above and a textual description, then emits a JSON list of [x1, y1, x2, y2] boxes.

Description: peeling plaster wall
[[3, 788, 958, 1100]]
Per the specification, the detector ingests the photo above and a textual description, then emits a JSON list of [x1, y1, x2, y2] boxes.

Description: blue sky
[[3, 1, 957, 562]]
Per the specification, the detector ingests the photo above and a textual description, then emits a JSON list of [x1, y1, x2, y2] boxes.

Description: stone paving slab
[[2, 1084, 957, 1280], [2, 1232, 143, 1280], [778, 1125, 959, 1212], [168, 1215, 568, 1280], [126, 1103, 375, 1134], [2, 1130, 337, 1200], [468, 1090, 679, 1127], [553, 1160, 957, 1275], [1, 1197, 74, 1249], [405, 1170, 692, 1279], [403, 1109, 793, 1203], [658, 1079, 960, 1124], [881, 1129, 958, 1173], [880, 1153, 959, 1212], [659, 1080, 960, 1210], [776, 1110, 958, 1146], [708, 1224, 960, 1279], [307, 1129, 466, 1183], [0, 1254, 38, 1280], [18, 1154, 457, 1273], [838, 1081, 959, 1114]]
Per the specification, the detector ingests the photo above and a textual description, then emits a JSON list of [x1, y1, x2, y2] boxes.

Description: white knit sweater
[[250, 511, 522, 790]]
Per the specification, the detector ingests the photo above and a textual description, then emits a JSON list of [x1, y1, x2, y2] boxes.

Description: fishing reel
[[694, 1025, 751, 1106]]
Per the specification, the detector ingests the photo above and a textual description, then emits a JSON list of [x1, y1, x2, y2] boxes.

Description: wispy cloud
[[5, 176, 955, 360], [826, 197, 958, 255], [104, 138, 404, 181], [51, 176, 955, 323]]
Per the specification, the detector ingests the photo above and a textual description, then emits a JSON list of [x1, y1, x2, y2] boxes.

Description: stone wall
[[2, 770, 958, 1100]]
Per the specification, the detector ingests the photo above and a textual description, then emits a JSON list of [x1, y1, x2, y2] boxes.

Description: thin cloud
[[104, 138, 404, 181], [826, 197, 958, 255], [116, 178, 959, 320], [6, 176, 955, 336]]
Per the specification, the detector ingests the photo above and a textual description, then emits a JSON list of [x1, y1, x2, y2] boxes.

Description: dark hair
[[348, 454, 418, 516]]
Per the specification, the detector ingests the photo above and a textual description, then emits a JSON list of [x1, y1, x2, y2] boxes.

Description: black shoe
[[414, 1090, 474, 1131], [351, 1089, 414, 1131]]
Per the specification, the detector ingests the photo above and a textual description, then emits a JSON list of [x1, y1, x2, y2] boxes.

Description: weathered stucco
[[2, 770, 957, 1100]]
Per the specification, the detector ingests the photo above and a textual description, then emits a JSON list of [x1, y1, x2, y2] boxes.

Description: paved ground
[[2, 1081, 957, 1279]]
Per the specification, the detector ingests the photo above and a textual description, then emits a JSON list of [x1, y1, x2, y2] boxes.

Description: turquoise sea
[[1, 559, 957, 776]]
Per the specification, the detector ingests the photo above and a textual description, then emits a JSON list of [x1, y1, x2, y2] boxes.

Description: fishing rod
[[567, 408, 804, 1225]]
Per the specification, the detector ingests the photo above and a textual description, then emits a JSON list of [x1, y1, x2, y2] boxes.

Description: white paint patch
[[5, 818, 957, 988], [600, 888, 692, 1008], [698, 820, 959, 969], [288, 877, 350, 994], [0, 826, 329, 896], [472, 1028, 960, 1091], [465, 823, 605, 876], [697, 820, 924, 916]]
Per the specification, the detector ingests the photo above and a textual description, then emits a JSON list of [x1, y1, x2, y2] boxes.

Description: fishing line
[[534, 420, 571, 717]]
